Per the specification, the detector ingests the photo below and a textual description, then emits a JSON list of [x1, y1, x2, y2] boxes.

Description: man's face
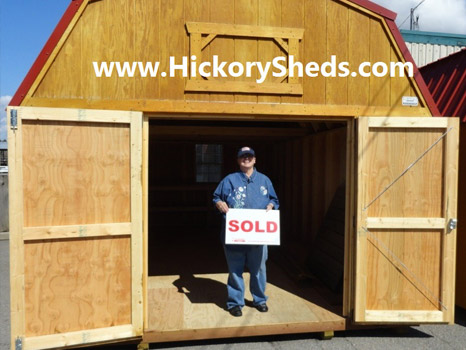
[[238, 154, 256, 169]]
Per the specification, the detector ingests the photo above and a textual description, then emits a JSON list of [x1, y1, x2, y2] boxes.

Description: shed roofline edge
[[385, 19, 440, 116], [348, 0, 397, 20], [9, 0, 85, 107]]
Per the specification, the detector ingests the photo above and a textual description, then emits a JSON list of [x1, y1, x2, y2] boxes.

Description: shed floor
[[144, 270, 346, 343]]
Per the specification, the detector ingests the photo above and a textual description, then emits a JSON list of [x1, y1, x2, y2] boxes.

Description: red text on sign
[[228, 220, 278, 233]]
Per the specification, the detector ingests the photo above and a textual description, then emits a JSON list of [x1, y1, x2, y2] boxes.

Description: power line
[[398, 0, 427, 30]]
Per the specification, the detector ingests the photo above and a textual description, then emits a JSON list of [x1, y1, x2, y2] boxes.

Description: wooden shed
[[8, 0, 459, 349]]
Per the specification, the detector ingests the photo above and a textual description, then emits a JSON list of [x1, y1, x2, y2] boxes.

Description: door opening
[[145, 118, 349, 342]]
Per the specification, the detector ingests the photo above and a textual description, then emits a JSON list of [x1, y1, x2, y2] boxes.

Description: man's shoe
[[255, 303, 268, 312], [228, 306, 242, 317]]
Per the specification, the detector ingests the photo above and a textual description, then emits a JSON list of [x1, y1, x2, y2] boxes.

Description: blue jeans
[[223, 244, 268, 309]]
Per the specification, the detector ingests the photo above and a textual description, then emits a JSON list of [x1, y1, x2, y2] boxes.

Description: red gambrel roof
[[420, 49, 466, 120], [9, 0, 440, 116]]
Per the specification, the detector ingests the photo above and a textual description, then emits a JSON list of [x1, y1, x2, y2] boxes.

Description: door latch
[[448, 218, 457, 233]]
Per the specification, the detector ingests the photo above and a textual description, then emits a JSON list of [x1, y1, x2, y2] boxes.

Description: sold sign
[[225, 208, 280, 246]]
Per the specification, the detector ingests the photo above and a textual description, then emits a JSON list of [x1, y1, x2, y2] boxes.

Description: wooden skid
[[143, 274, 345, 343]]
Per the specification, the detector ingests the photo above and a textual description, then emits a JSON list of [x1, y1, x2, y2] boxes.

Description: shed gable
[[15, 0, 435, 116]]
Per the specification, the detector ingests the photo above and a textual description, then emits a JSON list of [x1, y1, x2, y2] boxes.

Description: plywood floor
[[144, 273, 346, 342]]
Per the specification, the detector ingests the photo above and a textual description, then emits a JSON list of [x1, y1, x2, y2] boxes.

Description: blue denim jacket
[[213, 169, 280, 212]]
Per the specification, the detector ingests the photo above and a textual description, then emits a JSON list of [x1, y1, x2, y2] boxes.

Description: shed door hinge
[[10, 109, 18, 130], [448, 218, 457, 233], [15, 337, 23, 350]]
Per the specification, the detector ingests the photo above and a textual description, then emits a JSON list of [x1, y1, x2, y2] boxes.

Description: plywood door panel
[[22, 121, 130, 227], [24, 237, 131, 336], [9, 107, 143, 350], [354, 117, 459, 324]]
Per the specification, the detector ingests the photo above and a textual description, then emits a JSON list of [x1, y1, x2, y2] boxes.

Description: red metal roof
[[9, 0, 439, 116], [420, 49, 466, 120]]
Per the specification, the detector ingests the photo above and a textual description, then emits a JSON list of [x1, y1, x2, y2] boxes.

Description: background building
[[401, 29, 466, 67]]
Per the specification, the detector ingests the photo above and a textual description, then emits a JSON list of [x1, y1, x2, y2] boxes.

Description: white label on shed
[[402, 96, 419, 107], [226, 208, 280, 245]]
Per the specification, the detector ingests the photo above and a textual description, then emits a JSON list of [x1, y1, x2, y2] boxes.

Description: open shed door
[[8, 107, 143, 350], [354, 117, 458, 324]]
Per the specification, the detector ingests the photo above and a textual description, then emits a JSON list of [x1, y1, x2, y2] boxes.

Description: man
[[213, 146, 279, 317]]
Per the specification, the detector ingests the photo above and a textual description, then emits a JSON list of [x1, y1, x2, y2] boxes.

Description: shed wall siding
[[31, 0, 425, 113]]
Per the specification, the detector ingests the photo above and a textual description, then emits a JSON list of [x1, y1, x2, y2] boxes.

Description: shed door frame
[[142, 115, 355, 325], [8, 107, 143, 350], [354, 116, 458, 324]]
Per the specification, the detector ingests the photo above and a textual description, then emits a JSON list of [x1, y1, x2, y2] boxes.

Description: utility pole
[[410, 0, 426, 31]]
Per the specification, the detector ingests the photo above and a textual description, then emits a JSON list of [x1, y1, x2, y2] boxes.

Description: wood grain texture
[[258, 0, 281, 103], [355, 117, 457, 323], [100, 0, 136, 100], [80, 0, 105, 99], [208, 0, 234, 102], [24, 237, 131, 336], [23, 325, 137, 350], [145, 273, 344, 338], [442, 118, 459, 323], [22, 120, 130, 227], [27, 0, 430, 114], [281, 0, 303, 104], [159, 0, 185, 100], [364, 128, 444, 218], [185, 0, 210, 101], [343, 119, 355, 317], [34, 9, 83, 99], [130, 112, 144, 334], [303, 0, 326, 104], [8, 108, 26, 348], [135, 0, 161, 100], [366, 230, 442, 310], [389, 46, 414, 108], [23, 223, 132, 241], [369, 18, 391, 107], [348, 9, 369, 106], [234, 0, 258, 103], [326, 0, 348, 105], [25, 97, 433, 117], [26, 0, 88, 102], [142, 116, 150, 329]]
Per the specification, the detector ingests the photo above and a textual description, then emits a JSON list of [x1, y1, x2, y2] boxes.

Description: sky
[[0, 0, 466, 142]]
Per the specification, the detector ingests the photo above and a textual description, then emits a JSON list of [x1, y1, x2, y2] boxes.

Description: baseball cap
[[237, 147, 255, 158]]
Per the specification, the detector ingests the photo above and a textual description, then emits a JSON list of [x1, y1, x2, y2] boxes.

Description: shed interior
[[145, 118, 349, 341]]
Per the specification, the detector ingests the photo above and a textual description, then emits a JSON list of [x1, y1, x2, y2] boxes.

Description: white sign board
[[225, 209, 280, 245], [402, 96, 419, 107]]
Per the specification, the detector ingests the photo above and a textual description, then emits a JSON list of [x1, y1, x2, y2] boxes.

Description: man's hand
[[216, 201, 229, 214], [266, 203, 274, 212]]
